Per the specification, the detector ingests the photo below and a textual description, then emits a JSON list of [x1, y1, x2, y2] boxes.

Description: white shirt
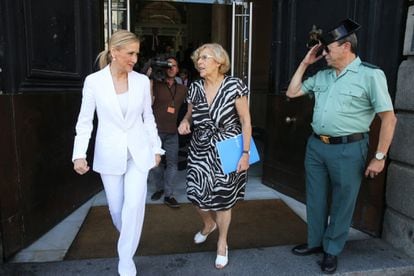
[[117, 91, 129, 117]]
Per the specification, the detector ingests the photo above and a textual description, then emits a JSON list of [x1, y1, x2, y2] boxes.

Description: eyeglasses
[[324, 42, 345, 54], [198, 54, 214, 61]]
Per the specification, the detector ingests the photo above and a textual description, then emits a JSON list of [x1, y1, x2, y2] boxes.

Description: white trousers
[[100, 158, 148, 276]]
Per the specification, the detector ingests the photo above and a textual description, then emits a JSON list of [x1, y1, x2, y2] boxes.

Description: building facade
[[0, 0, 412, 260]]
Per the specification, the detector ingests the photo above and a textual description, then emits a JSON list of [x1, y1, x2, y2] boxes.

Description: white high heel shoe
[[215, 246, 228, 269], [193, 223, 217, 244]]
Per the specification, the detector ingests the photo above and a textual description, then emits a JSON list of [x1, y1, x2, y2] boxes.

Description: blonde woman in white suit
[[72, 30, 164, 276]]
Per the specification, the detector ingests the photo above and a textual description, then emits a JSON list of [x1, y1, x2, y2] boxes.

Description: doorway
[[103, 0, 261, 175], [104, 0, 253, 86]]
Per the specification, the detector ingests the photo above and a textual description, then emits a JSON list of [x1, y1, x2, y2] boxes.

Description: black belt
[[313, 133, 366, 144]]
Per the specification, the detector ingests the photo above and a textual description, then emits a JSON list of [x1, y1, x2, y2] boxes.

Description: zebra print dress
[[186, 76, 249, 211]]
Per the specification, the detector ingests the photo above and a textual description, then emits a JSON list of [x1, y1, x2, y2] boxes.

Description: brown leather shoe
[[292, 243, 323, 256]]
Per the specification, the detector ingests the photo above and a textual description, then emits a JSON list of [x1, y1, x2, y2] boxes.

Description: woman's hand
[[236, 153, 250, 173], [178, 119, 191, 135], [153, 154, 161, 168], [73, 158, 90, 175]]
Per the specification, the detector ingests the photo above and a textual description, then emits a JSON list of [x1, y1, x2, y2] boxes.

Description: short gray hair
[[191, 43, 230, 74], [337, 33, 358, 54]]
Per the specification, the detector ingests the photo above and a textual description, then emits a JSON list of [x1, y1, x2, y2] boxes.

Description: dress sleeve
[[186, 82, 195, 104], [236, 78, 249, 98]]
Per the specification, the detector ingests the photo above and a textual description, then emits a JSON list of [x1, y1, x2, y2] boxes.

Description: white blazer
[[72, 65, 164, 175]]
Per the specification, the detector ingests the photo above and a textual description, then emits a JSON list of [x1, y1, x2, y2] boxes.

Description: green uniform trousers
[[304, 134, 368, 256]]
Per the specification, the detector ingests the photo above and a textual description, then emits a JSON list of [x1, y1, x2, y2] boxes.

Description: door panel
[[265, 0, 356, 204], [263, 94, 313, 202], [231, 1, 252, 89], [104, 0, 130, 42], [353, 117, 386, 235], [0, 0, 102, 259]]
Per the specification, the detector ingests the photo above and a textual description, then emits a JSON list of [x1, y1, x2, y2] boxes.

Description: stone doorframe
[[383, 4, 414, 258]]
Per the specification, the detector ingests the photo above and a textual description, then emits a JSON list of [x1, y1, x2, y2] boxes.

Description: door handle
[[285, 116, 297, 124]]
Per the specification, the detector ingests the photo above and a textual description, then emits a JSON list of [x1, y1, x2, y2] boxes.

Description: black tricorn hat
[[321, 18, 361, 45]]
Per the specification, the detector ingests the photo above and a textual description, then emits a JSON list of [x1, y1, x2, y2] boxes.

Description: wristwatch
[[375, 151, 386, 161], [242, 150, 250, 155]]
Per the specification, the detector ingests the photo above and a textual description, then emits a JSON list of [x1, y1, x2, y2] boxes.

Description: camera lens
[[151, 60, 172, 68]]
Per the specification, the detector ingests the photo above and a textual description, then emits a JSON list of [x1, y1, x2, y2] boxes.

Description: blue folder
[[216, 134, 260, 174]]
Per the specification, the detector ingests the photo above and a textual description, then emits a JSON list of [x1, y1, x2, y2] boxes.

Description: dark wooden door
[[0, 0, 103, 259], [263, 94, 313, 203], [263, 0, 407, 236]]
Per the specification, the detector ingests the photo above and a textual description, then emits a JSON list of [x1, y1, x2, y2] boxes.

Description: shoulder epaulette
[[361, 62, 379, 69]]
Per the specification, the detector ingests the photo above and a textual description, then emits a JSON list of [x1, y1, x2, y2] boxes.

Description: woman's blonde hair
[[96, 30, 140, 69], [191, 43, 230, 74]]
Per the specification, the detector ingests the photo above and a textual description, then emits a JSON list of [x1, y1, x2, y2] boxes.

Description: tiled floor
[[11, 162, 370, 263]]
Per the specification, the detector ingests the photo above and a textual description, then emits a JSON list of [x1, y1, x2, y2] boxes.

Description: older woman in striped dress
[[178, 43, 252, 269]]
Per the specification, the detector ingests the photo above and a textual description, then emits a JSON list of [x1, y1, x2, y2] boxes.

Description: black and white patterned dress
[[186, 76, 249, 211]]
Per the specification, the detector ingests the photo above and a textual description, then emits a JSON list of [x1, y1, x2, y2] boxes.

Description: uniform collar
[[345, 56, 361, 73], [331, 56, 361, 78]]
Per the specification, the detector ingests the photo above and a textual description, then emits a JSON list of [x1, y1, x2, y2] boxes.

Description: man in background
[[149, 57, 188, 208]]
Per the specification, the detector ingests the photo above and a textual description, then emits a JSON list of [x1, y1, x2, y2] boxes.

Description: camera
[[151, 60, 173, 68], [141, 59, 172, 74], [141, 59, 173, 80]]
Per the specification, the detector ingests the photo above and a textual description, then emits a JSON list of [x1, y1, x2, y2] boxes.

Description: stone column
[[382, 5, 414, 258], [211, 4, 228, 48]]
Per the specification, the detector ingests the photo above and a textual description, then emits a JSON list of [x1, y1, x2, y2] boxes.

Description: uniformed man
[[286, 19, 397, 274]]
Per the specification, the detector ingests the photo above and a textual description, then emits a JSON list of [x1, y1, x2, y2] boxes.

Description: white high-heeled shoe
[[193, 223, 217, 244], [215, 246, 228, 269]]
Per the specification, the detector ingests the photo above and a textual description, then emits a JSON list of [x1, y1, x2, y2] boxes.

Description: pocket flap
[[313, 85, 328, 93], [340, 88, 364, 97]]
